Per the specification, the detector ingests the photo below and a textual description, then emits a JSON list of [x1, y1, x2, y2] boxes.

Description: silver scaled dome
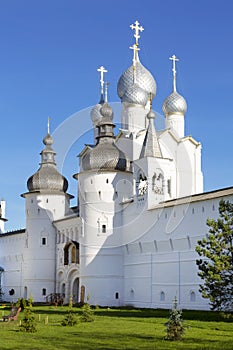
[[82, 103, 131, 172], [90, 103, 103, 125], [82, 142, 131, 172], [162, 91, 187, 117], [27, 132, 68, 193], [117, 60, 156, 106]]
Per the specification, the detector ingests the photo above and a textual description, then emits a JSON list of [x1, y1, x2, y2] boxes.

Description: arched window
[[160, 291, 165, 301], [152, 170, 164, 194], [136, 171, 148, 196], [190, 291, 196, 302], [64, 241, 80, 265]]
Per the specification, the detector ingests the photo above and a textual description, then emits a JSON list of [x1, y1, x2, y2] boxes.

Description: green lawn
[[0, 306, 232, 349]]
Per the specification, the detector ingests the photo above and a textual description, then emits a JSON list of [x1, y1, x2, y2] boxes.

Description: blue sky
[[0, 0, 232, 230]]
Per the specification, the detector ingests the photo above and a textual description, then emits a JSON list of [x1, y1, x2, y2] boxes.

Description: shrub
[[61, 295, 77, 326], [165, 296, 185, 341]]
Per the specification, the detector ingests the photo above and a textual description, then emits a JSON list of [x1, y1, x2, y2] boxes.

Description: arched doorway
[[72, 278, 79, 304]]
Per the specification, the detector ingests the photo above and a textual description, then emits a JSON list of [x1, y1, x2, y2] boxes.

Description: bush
[[61, 296, 77, 326]]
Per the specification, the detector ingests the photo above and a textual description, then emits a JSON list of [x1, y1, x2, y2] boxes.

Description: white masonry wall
[[122, 191, 233, 310]]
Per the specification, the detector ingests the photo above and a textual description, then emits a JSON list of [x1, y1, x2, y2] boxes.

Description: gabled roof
[[159, 128, 200, 146]]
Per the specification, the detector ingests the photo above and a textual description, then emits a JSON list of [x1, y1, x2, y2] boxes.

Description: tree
[[196, 199, 233, 311], [165, 296, 185, 341]]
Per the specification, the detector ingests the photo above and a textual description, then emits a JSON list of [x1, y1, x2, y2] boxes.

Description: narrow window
[[160, 291, 165, 301], [31, 199, 33, 204], [42, 288, 46, 296], [46, 198, 49, 203], [190, 291, 196, 302], [192, 208, 195, 214], [42, 237, 47, 246], [106, 179, 109, 184], [71, 246, 76, 263], [64, 245, 68, 265], [167, 179, 171, 195], [202, 206, 205, 213], [102, 224, 106, 233], [98, 191, 101, 200], [115, 292, 119, 299]]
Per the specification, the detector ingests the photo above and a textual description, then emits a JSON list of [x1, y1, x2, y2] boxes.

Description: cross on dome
[[47, 116, 51, 134], [104, 82, 109, 103], [97, 66, 108, 97], [169, 54, 179, 92], [129, 21, 144, 82], [129, 43, 140, 76], [130, 20, 144, 46]]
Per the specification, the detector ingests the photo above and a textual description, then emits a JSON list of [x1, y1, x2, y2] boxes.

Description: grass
[[0, 306, 232, 349]]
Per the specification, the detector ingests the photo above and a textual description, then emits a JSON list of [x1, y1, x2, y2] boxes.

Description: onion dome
[[117, 60, 156, 106], [27, 127, 68, 193], [91, 66, 109, 125], [82, 103, 131, 172], [91, 103, 103, 125], [117, 20, 156, 107], [121, 83, 148, 106], [162, 91, 187, 117], [162, 54, 187, 117]]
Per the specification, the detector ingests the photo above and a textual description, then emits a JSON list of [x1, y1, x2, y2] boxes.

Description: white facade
[[0, 22, 232, 309]]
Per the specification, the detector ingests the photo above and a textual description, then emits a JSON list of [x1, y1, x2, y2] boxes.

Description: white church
[[0, 21, 232, 310]]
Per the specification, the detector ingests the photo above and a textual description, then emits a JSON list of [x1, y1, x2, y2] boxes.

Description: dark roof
[[0, 228, 26, 237]]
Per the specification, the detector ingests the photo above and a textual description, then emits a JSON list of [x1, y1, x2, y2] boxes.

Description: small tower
[[134, 106, 175, 209], [21, 119, 72, 301], [90, 66, 108, 143], [75, 93, 132, 306], [162, 55, 187, 138]]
